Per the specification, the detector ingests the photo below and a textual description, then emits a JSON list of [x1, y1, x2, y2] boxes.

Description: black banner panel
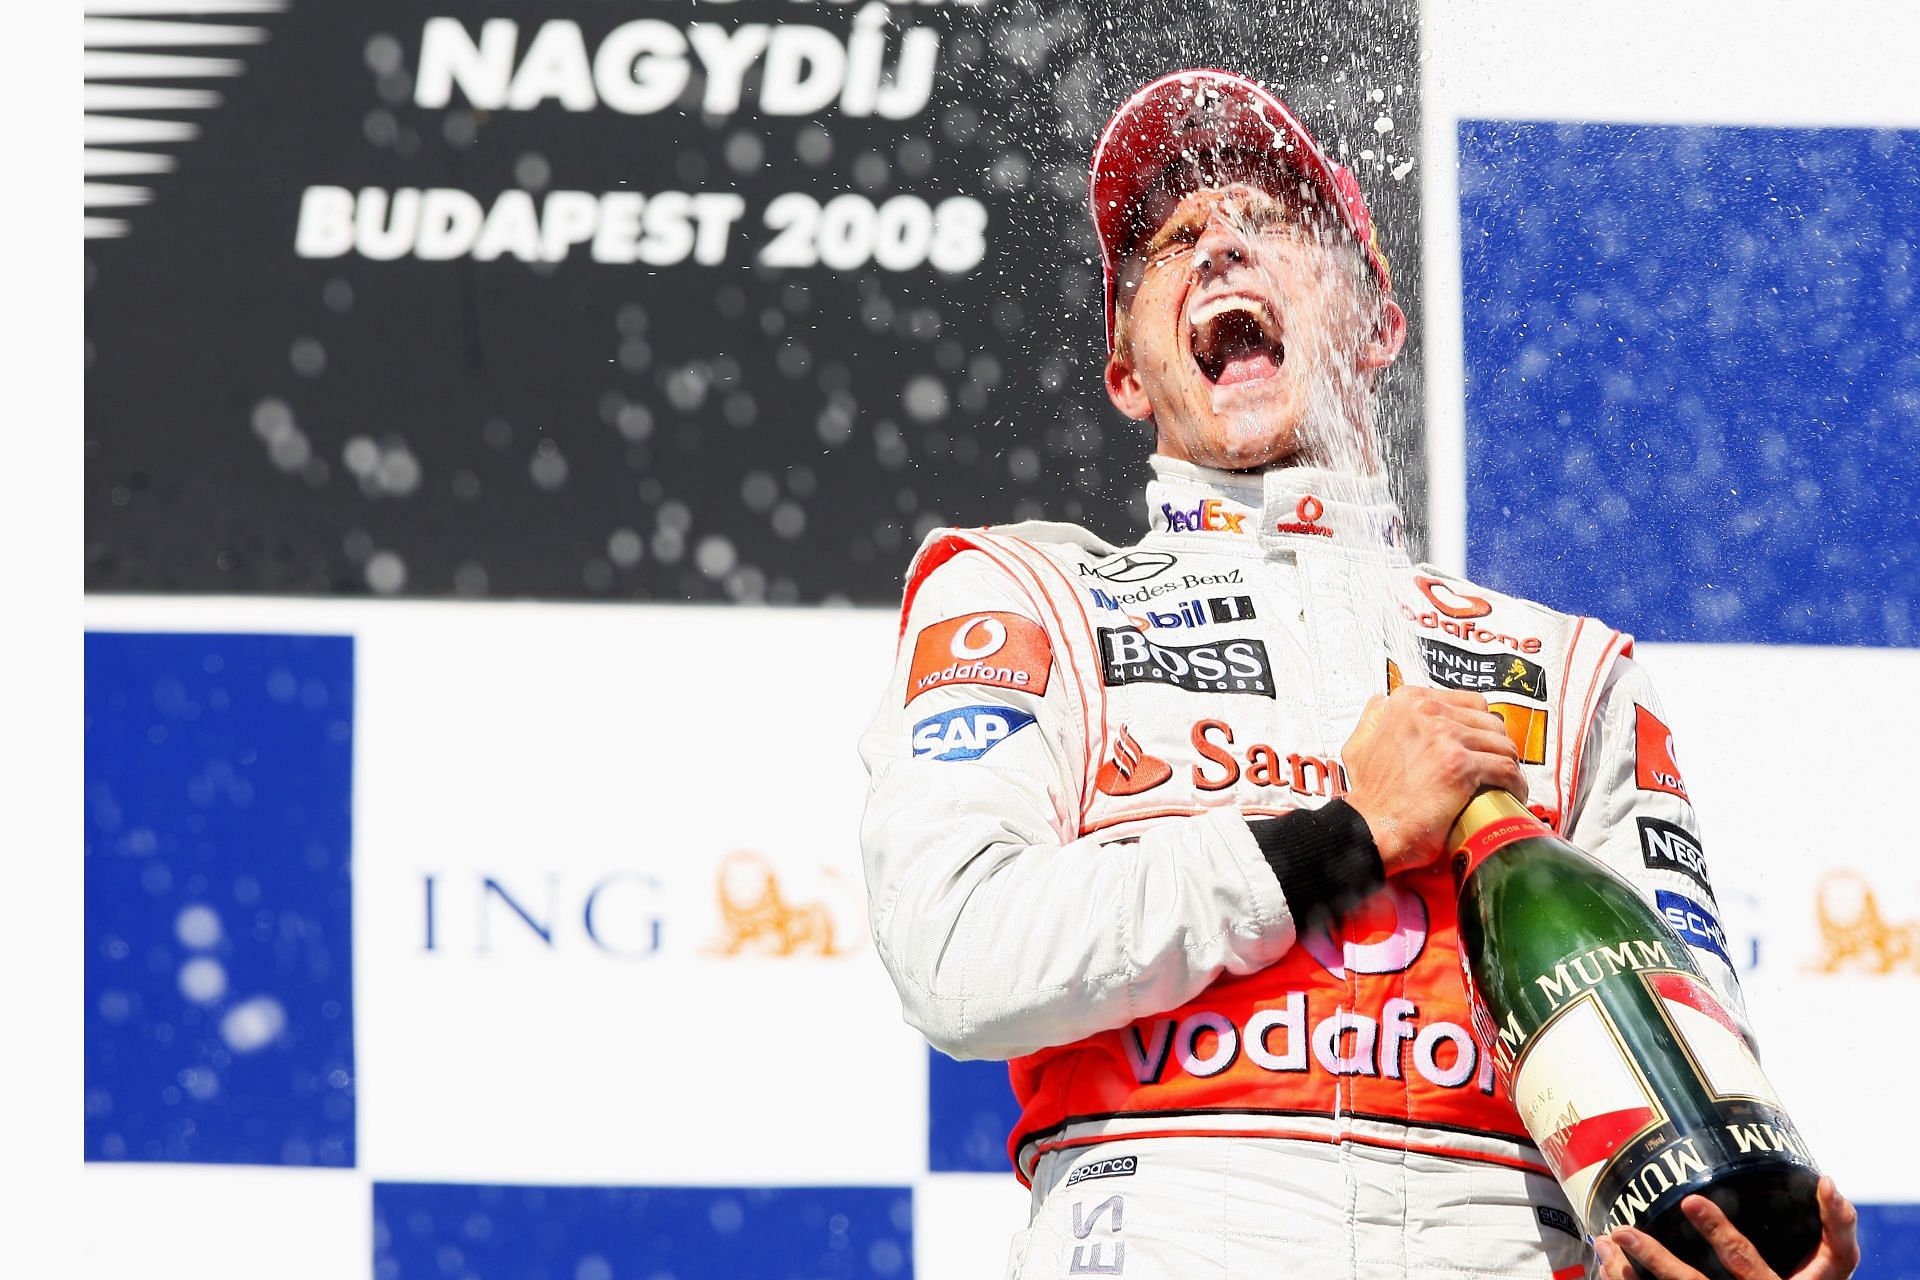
[[86, 0, 1422, 603]]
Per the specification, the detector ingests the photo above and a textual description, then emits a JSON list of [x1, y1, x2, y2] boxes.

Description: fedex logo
[[912, 706, 1036, 762], [1161, 498, 1246, 534], [1657, 890, 1731, 967]]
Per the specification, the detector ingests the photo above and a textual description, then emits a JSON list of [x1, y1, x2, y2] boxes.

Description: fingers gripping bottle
[[1449, 791, 1821, 1278]]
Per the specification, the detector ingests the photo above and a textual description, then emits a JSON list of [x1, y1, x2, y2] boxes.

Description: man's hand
[[1591, 1179, 1859, 1280], [1341, 686, 1526, 876]]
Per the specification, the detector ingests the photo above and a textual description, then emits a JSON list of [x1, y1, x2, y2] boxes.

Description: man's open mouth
[[1189, 296, 1285, 387]]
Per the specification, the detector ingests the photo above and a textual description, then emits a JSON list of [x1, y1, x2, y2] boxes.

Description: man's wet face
[[1105, 162, 1391, 474]]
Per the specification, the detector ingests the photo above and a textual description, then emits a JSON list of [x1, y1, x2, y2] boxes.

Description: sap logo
[[1657, 890, 1732, 967], [423, 870, 666, 957], [912, 705, 1036, 761], [1097, 629, 1275, 697], [1160, 498, 1246, 534], [1637, 817, 1715, 897], [1078, 550, 1177, 583]]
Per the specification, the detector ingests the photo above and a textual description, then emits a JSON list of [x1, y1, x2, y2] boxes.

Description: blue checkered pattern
[[1459, 121, 1920, 647]]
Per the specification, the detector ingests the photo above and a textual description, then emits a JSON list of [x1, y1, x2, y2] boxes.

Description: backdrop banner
[[84, 0, 1426, 603]]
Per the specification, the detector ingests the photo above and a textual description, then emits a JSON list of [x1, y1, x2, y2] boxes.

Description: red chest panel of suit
[[1010, 862, 1528, 1148]]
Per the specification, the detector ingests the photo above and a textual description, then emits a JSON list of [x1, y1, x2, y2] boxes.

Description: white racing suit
[[860, 456, 1748, 1279]]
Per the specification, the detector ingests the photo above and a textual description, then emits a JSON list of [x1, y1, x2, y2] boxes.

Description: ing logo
[[706, 851, 853, 957], [1807, 872, 1920, 975]]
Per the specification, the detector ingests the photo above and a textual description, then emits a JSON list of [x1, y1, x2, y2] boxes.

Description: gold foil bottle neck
[[1447, 788, 1534, 854]]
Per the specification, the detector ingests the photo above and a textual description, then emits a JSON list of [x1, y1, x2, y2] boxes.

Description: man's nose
[[1193, 217, 1254, 280]]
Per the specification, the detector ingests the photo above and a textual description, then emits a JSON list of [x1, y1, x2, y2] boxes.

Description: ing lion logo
[[1808, 872, 1920, 974], [707, 850, 849, 957]]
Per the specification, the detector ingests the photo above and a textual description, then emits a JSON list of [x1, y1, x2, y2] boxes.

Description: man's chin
[[1196, 405, 1306, 473]]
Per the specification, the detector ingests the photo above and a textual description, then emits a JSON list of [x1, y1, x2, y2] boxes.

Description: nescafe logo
[[1414, 576, 1492, 620]]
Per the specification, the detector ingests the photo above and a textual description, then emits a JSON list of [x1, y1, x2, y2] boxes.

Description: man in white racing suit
[[860, 69, 1858, 1280]]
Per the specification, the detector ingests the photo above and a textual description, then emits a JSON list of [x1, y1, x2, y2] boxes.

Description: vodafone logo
[[1633, 704, 1689, 800], [1415, 576, 1492, 620], [1300, 882, 1430, 978], [951, 616, 1007, 660], [1274, 493, 1332, 538], [906, 612, 1052, 704]]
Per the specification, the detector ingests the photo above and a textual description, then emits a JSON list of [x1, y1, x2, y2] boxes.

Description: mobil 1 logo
[[1097, 629, 1275, 697], [1636, 817, 1715, 898], [1417, 638, 1547, 700]]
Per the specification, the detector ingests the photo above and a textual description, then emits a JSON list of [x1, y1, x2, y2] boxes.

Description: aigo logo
[[907, 611, 1052, 704], [1414, 576, 1493, 620]]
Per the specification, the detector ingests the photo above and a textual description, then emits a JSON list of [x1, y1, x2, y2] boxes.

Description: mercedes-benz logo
[[1089, 551, 1177, 583]]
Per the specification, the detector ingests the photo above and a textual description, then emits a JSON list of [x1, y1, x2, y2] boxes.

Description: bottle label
[[1644, 970, 1781, 1106], [1455, 812, 1551, 881], [1511, 991, 1665, 1216], [1506, 967, 1810, 1232]]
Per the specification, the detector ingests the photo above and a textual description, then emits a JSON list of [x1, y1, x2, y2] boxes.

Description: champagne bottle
[[1449, 790, 1821, 1278]]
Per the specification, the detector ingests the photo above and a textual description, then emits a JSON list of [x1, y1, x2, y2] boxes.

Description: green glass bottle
[[1449, 790, 1821, 1277]]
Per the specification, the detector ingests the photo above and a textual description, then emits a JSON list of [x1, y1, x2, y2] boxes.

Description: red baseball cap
[[1089, 68, 1392, 350]]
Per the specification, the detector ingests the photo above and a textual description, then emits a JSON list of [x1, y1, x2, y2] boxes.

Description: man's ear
[[1105, 347, 1153, 420], [1359, 297, 1407, 372]]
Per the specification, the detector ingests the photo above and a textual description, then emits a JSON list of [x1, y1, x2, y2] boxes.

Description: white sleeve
[[859, 548, 1299, 1062], [1564, 654, 1753, 1039]]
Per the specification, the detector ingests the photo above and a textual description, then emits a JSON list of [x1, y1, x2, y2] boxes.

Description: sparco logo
[[1077, 551, 1177, 583], [1098, 630, 1275, 697], [1636, 817, 1715, 897], [1065, 1155, 1138, 1186]]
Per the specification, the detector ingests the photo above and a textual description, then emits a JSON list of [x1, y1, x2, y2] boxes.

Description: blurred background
[[81, 0, 1918, 1276]]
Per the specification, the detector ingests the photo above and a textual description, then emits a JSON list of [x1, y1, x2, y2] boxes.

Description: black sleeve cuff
[[1245, 799, 1385, 927]]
